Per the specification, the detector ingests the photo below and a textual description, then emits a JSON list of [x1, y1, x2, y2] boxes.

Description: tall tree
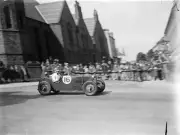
[[147, 49, 155, 61], [136, 52, 147, 62]]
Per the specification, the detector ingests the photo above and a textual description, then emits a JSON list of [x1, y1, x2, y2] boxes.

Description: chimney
[[94, 9, 98, 21], [74, 0, 83, 19], [109, 32, 114, 38], [103, 29, 109, 31]]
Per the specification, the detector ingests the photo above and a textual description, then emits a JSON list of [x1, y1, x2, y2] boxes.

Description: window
[[3, 6, 12, 29]]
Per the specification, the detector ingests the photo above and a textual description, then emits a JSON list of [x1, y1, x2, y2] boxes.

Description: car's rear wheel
[[96, 79, 105, 94], [38, 81, 51, 95], [82, 81, 98, 96]]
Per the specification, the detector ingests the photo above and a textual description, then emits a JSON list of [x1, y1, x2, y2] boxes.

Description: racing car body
[[38, 70, 105, 96]]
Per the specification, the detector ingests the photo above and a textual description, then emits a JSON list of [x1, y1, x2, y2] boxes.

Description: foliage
[[136, 52, 147, 62], [147, 49, 155, 61]]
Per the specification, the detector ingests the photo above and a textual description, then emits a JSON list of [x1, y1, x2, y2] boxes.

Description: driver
[[52, 59, 61, 72]]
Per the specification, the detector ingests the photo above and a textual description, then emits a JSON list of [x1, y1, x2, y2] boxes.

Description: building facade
[[153, 0, 180, 61], [84, 10, 109, 62], [36, 1, 81, 64], [104, 29, 117, 59], [0, 0, 115, 65], [72, 1, 94, 64], [0, 0, 51, 65]]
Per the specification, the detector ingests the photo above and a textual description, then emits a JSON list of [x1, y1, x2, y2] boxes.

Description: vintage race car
[[37, 70, 105, 96]]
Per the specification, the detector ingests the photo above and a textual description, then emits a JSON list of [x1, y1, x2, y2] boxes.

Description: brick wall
[[1, 30, 22, 54], [0, 30, 24, 65], [0, 1, 25, 65], [0, 54, 24, 65], [0, 31, 5, 54]]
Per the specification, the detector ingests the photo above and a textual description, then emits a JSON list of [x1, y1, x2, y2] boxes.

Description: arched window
[[3, 5, 12, 29]]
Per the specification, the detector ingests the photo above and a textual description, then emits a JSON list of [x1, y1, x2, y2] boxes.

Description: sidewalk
[[0, 82, 38, 89]]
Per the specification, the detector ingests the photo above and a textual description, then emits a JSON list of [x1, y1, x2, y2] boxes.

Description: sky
[[37, 0, 173, 61]]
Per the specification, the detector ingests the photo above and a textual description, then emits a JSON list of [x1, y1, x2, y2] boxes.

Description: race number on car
[[62, 75, 72, 84], [51, 73, 61, 83]]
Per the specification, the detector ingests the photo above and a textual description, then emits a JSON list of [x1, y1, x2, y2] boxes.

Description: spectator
[[112, 62, 119, 80], [41, 61, 46, 71], [88, 63, 96, 73], [49, 56, 53, 64], [101, 60, 108, 74], [14, 65, 21, 81], [20, 65, 28, 82], [0, 61, 5, 68], [83, 65, 89, 73], [79, 64, 84, 72], [0, 61, 5, 83], [95, 63, 102, 72], [45, 59, 50, 67]]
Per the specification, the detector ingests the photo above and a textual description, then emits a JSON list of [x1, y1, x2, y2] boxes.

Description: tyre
[[38, 81, 51, 95], [82, 81, 98, 96], [96, 79, 105, 94]]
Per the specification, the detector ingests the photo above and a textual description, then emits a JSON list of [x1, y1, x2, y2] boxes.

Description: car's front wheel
[[38, 81, 51, 95], [82, 81, 98, 96]]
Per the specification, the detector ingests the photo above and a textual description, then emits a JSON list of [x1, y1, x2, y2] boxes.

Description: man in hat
[[95, 62, 102, 72], [101, 60, 108, 74], [51, 59, 62, 72]]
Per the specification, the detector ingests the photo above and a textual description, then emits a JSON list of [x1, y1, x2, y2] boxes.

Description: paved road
[[0, 81, 178, 135]]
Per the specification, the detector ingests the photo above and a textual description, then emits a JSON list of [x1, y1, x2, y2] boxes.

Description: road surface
[[0, 81, 178, 135]]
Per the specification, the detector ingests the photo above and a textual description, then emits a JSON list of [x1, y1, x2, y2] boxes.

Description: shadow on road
[[95, 91, 112, 96], [0, 91, 41, 107], [53, 91, 85, 95], [50, 91, 112, 96]]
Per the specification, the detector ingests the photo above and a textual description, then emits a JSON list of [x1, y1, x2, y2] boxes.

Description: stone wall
[[0, 30, 24, 65], [0, 54, 24, 65]]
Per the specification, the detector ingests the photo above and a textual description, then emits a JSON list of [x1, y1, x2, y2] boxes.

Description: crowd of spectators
[[0, 54, 171, 84], [0, 61, 29, 84], [41, 57, 168, 82]]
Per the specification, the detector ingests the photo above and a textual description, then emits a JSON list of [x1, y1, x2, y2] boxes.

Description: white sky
[[37, 0, 173, 61]]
